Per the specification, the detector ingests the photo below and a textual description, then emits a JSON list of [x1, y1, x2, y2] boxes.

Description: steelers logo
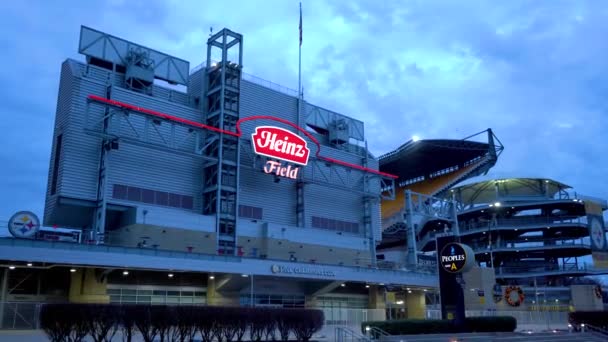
[[271, 265, 280, 273], [8, 211, 40, 239], [590, 218, 606, 250]]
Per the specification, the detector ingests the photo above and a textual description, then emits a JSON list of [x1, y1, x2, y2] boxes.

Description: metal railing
[[0, 235, 438, 281], [0, 302, 40, 329], [584, 324, 608, 336], [335, 327, 371, 342], [190, 61, 299, 98], [458, 216, 588, 233], [496, 263, 594, 276], [470, 238, 590, 253], [366, 326, 389, 340], [426, 309, 570, 331]]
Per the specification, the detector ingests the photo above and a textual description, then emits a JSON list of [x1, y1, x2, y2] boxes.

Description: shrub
[[362, 316, 517, 336], [464, 316, 516, 333], [40, 304, 73, 342], [292, 309, 325, 341], [86, 304, 120, 342], [38, 303, 325, 342]]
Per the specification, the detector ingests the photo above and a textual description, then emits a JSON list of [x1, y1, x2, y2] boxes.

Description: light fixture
[[122, 271, 129, 276], [396, 300, 404, 305], [365, 285, 370, 288], [27, 263, 33, 267], [70, 268, 76, 273], [379, 283, 384, 286], [209, 275, 215, 280], [406, 288, 410, 291], [407, 290, 412, 294], [168, 273, 174, 278], [423, 289, 428, 292], [341, 283, 346, 287], [412, 135, 420, 142], [8, 266, 15, 270], [241, 274, 249, 277], [494, 202, 501, 207], [365, 326, 371, 331]]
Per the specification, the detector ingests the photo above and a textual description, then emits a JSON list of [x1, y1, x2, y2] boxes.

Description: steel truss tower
[[202, 29, 243, 256]]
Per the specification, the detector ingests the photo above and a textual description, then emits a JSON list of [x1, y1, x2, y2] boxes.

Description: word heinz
[[441, 254, 465, 262], [251, 126, 310, 166], [264, 161, 300, 179]]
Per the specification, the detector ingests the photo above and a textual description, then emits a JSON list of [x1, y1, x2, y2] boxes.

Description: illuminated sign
[[252, 126, 310, 166], [439, 242, 474, 274], [8, 211, 40, 239], [271, 264, 335, 277], [252, 126, 310, 180]]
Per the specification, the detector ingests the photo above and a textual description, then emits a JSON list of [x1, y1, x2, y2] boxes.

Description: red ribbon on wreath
[[505, 285, 525, 307], [594, 285, 603, 299]]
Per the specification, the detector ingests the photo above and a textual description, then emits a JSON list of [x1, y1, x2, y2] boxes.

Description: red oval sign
[[251, 126, 310, 166]]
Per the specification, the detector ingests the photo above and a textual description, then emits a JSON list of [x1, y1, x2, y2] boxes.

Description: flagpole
[[297, 2, 302, 127]]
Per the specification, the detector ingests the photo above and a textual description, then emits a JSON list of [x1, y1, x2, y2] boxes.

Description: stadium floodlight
[[412, 135, 420, 142]]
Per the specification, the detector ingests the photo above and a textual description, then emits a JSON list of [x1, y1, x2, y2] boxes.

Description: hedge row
[[361, 316, 517, 336], [568, 311, 608, 330], [39, 304, 324, 342]]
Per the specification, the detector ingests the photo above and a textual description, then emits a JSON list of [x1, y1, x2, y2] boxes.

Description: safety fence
[[426, 309, 569, 331], [0, 302, 384, 333]]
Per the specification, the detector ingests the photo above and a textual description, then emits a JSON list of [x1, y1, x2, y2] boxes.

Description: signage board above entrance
[[438, 242, 475, 274]]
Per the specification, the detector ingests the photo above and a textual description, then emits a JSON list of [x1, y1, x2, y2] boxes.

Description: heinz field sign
[[252, 126, 310, 180]]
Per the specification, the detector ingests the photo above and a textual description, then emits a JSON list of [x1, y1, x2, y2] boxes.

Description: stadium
[[0, 25, 606, 333]]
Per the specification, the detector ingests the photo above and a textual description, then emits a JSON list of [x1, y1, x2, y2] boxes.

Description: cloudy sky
[[0, 0, 607, 220]]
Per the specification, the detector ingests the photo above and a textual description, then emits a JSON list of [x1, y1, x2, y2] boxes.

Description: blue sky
[[0, 0, 607, 220]]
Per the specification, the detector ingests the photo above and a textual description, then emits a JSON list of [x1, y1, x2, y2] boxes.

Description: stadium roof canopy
[[379, 130, 501, 183], [450, 178, 571, 205]]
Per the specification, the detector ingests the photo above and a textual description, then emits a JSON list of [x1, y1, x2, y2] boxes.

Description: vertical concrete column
[[367, 285, 387, 321], [405, 291, 425, 319], [68, 268, 109, 303], [207, 277, 217, 305], [368, 285, 386, 310]]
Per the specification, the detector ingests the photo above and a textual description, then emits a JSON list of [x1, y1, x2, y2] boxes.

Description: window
[[108, 287, 205, 305], [312, 216, 359, 234], [50, 134, 63, 195], [239, 205, 263, 220], [112, 184, 194, 210]]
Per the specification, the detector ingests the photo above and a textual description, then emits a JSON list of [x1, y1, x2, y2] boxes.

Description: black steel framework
[[202, 29, 243, 256]]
